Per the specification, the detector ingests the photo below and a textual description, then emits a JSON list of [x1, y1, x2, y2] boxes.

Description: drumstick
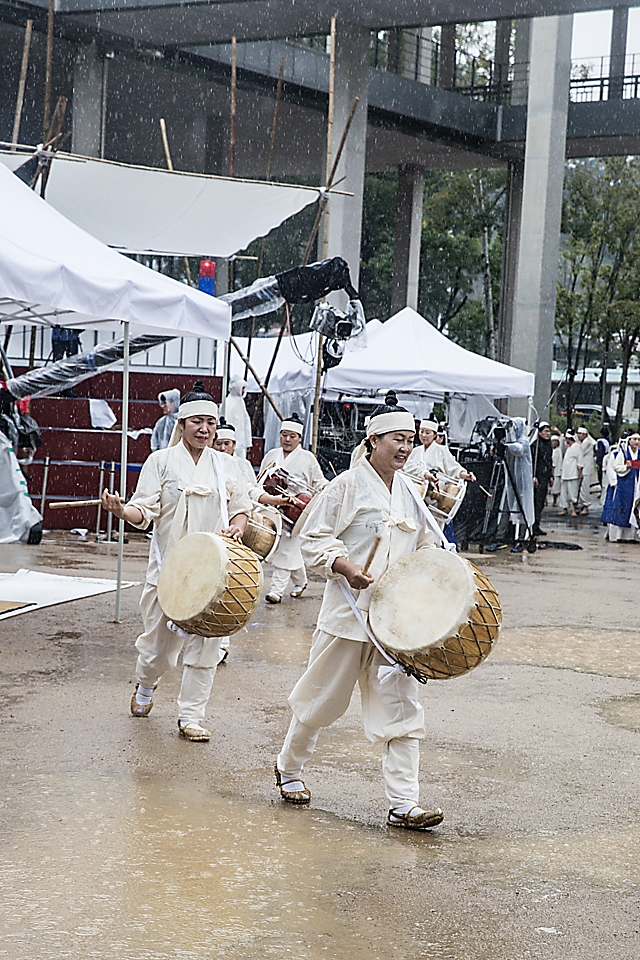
[[362, 534, 382, 575], [49, 499, 104, 510], [478, 485, 493, 498]]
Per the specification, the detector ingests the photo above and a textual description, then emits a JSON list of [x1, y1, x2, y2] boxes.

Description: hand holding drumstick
[[101, 489, 143, 526], [332, 534, 381, 591]]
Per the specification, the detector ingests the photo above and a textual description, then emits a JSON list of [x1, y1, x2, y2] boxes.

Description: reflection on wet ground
[[598, 694, 640, 733], [496, 627, 640, 679]]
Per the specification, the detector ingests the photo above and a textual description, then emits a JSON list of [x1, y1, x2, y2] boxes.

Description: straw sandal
[[387, 805, 444, 831], [274, 762, 311, 804], [130, 683, 157, 718], [178, 720, 211, 742]]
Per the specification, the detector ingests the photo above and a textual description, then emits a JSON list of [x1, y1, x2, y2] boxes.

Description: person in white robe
[[223, 375, 253, 460], [404, 418, 476, 484], [558, 431, 584, 517], [550, 435, 563, 506], [151, 388, 180, 452], [212, 417, 257, 663], [213, 417, 256, 488], [275, 395, 444, 832], [255, 414, 328, 604], [101, 384, 251, 742], [576, 426, 597, 513]]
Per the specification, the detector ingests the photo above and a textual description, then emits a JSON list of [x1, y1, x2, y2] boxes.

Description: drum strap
[[338, 581, 412, 685], [211, 450, 230, 529], [398, 473, 457, 553]]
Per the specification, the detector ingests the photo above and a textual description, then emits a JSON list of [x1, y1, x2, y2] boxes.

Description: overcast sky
[[572, 7, 640, 60]]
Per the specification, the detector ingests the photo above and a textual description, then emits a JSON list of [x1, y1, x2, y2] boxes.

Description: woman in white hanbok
[[275, 394, 444, 832], [102, 384, 251, 742]]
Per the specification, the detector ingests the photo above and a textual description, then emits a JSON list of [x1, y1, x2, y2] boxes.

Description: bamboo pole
[[230, 36, 237, 176], [43, 0, 55, 136], [11, 20, 33, 150], [230, 336, 284, 420], [159, 118, 193, 286], [247, 55, 285, 379]]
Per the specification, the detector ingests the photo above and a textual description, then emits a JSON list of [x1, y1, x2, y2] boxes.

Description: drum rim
[[157, 531, 230, 622]]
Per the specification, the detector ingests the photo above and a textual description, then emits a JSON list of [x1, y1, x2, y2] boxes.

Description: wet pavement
[[1, 511, 639, 959]]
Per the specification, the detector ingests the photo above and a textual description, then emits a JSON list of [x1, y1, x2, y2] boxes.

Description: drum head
[[369, 549, 477, 655], [157, 532, 228, 622]]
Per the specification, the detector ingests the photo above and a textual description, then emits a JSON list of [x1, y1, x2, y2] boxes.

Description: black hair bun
[[288, 412, 302, 423], [218, 416, 235, 431], [384, 391, 399, 407], [193, 379, 205, 393]]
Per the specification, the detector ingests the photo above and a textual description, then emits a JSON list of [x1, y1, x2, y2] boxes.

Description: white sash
[[338, 580, 412, 685]]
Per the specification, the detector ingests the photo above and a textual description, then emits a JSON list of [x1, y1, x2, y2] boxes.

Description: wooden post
[[230, 36, 237, 176], [43, 0, 55, 136], [11, 19, 33, 150], [159, 118, 193, 286], [230, 336, 284, 421]]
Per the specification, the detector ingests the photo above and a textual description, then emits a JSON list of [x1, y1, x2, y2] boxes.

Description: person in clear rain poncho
[[224, 375, 253, 460], [151, 389, 180, 452]]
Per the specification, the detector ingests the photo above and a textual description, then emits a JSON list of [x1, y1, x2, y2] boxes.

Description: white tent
[[0, 162, 230, 619], [0, 151, 320, 259], [323, 307, 535, 400], [0, 163, 230, 338]]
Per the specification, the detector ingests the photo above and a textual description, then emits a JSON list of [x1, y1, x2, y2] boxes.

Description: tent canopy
[[0, 163, 230, 339], [0, 151, 320, 259], [324, 308, 535, 400]]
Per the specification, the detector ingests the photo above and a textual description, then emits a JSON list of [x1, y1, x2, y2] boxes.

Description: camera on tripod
[[472, 416, 515, 459]]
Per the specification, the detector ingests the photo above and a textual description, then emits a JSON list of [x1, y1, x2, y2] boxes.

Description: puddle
[[495, 627, 640, 679], [0, 773, 460, 960], [598, 694, 640, 733]]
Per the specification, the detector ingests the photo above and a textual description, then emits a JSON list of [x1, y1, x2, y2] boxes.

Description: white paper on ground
[[0, 568, 138, 620], [89, 398, 117, 429]]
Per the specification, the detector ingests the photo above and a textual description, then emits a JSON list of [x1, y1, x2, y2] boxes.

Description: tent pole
[[11, 19, 33, 150], [115, 320, 130, 623]]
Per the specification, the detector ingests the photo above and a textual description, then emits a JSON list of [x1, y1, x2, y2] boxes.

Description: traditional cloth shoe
[[178, 720, 211, 742], [130, 683, 156, 718], [290, 584, 307, 599], [265, 593, 281, 604], [387, 805, 444, 831], [274, 762, 311, 804]]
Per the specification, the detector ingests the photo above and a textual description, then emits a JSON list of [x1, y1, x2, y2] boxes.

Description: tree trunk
[[481, 223, 496, 359], [613, 330, 639, 441], [600, 328, 610, 429]]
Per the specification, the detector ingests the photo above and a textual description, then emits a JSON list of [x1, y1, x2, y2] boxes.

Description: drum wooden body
[[262, 467, 316, 527], [242, 504, 282, 561], [157, 533, 263, 638], [368, 549, 501, 681], [425, 473, 466, 524]]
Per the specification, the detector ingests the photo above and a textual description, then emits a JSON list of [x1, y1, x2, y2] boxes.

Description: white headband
[[281, 419, 303, 436], [216, 428, 236, 442], [178, 399, 219, 420], [420, 419, 438, 432], [367, 411, 415, 437]]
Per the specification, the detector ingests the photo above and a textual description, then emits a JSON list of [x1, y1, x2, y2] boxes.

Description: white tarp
[[0, 568, 137, 620], [324, 307, 535, 400], [0, 163, 230, 339], [0, 151, 320, 259]]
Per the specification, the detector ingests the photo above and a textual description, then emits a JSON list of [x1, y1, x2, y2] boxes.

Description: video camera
[[471, 416, 515, 459]]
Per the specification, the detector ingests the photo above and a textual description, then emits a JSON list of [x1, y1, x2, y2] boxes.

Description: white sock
[[136, 685, 154, 705], [390, 802, 419, 816]]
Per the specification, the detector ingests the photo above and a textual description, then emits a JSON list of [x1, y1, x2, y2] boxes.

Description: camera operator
[[530, 421, 554, 536]]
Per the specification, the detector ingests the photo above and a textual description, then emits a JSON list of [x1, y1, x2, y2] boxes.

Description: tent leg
[[115, 321, 130, 623]]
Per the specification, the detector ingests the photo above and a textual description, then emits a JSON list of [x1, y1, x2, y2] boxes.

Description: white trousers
[[560, 478, 580, 510], [135, 582, 221, 723], [269, 564, 306, 598], [579, 471, 593, 507], [277, 631, 425, 807]]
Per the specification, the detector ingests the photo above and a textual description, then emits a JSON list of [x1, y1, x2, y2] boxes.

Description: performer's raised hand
[[102, 488, 126, 519]]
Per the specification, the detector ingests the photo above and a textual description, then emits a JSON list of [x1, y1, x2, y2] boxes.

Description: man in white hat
[[274, 392, 444, 831], [101, 381, 252, 742], [256, 414, 328, 604], [558, 430, 583, 517], [213, 417, 256, 488], [576, 426, 596, 514]]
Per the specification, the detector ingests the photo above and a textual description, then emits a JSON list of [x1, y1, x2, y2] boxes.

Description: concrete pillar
[[325, 23, 370, 292], [438, 24, 456, 90], [72, 43, 107, 157], [494, 20, 512, 99], [391, 165, 425, 314], [609, 6, 629, 100], [497, 160, 524, 364], [511, 19, 531, 105], [509, 15, 573, 418]]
